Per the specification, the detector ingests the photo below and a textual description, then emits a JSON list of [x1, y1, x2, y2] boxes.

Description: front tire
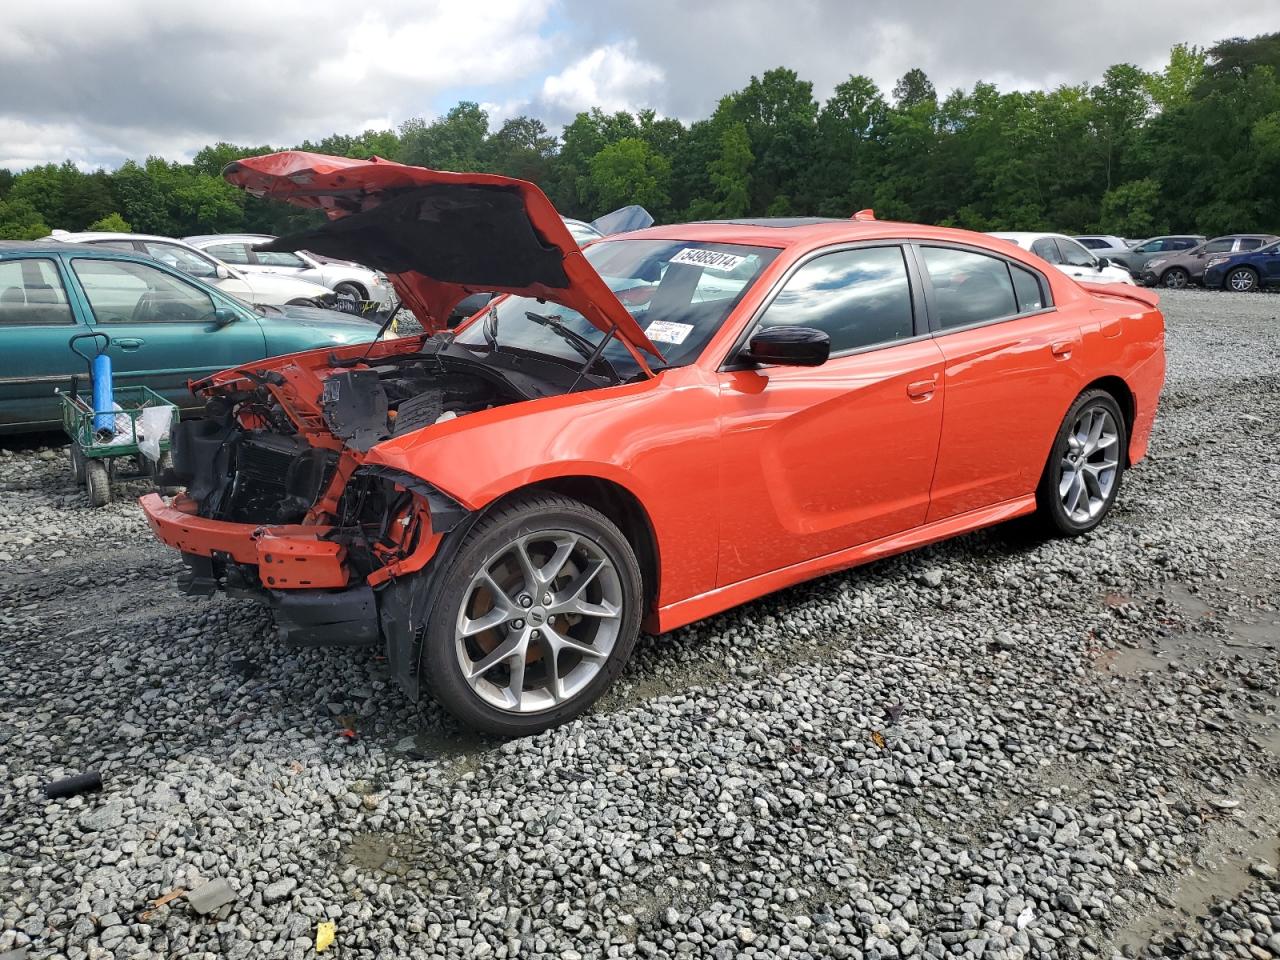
[[333, 281, 365, 301], [1035, 389, 1127, 536], [85, 460, 111, 507], [422, 493, 643, 736], [1226, 266, 1259, 293], [1160, 267, 1189, 289]]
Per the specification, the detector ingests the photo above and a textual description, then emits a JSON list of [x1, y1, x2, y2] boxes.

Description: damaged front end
[[140, 334, 554, 696]]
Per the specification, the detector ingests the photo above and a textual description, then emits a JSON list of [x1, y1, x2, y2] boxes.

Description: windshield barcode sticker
[[645, 320, 694, 344], [669, 248, 746, 272]]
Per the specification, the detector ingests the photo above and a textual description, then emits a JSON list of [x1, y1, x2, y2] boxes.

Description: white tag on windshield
[[669, 248, 746, 272], [645, 320, 694, 344]]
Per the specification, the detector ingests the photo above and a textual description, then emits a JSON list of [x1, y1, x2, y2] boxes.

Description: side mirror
[[215, 264, 231, 280], [213, 306, 237, 328], [740, 325, 830, 367], [1096, 257, 1111, 269]]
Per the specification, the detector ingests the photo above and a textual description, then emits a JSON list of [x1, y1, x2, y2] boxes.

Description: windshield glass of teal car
[[454, 239, 779, 377]]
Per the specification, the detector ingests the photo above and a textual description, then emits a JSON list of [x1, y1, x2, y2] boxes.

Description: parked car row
[[1069, 232, 1280, 291], [44, 230, 395, 309]]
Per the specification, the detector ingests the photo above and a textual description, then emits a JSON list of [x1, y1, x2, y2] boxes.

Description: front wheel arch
[[485, 476, 661, 613]]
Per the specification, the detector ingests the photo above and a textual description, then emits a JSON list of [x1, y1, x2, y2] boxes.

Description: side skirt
[[648, 495, 1037, 634]]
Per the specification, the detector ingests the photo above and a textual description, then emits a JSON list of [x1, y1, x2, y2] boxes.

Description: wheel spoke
[[545, 624, 608, 660], [466, 633, 525, 679], [511, 539, 541, 594], [1066, 472, 1086, 515], [1084, 411, 1105, 453], [538, 534, 579, 587], [548, 558, 606, 614], [458, 605, 510, 638], [478, 570, 518, 614]]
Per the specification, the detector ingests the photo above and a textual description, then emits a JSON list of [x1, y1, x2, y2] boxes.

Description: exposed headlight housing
[[1147, 259, 1166, 268], [1205, 256, 1229, 268]]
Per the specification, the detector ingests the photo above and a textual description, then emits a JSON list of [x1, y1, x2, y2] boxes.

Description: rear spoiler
[[1077, 282, 1160, 309]]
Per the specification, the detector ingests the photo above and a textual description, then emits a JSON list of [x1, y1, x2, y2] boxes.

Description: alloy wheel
[[1228, 268, 1257, 293], [454, 530, 623, 714], [1162, 268, 1188, 289], [1058, 406, 1120, 525]]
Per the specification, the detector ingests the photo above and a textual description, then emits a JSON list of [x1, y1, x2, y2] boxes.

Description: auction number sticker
[[669, 248, 746, 271], [644, 320, 694, 344]]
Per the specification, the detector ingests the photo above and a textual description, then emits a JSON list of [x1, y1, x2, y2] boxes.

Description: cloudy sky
[[3, 0, 1277, 171]]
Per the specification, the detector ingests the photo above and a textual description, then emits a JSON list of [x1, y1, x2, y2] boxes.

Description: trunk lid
[[223, 151, 662, 360]]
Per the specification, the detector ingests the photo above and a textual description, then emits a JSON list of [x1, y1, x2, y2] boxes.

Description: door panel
[[716, 338, 946, 586], [927, 311, 1081, 521], [66, 256, 267, 410], [0, 257, 88, 429]]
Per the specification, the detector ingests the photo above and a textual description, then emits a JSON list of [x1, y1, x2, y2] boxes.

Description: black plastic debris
[[42, 770, 103, 799]]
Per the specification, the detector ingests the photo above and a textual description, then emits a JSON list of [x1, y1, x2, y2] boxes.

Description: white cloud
[[0, 0, 560, 169], [540, 41, 664, 115]]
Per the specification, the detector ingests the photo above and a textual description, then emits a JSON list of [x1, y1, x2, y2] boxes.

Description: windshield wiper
[[525, 311, 620, 384]]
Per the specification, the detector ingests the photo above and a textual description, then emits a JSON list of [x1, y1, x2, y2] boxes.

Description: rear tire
[[1226, 266, 1259, 293], [1160, 267, 1189, 289], [85, 460, 111, 507], [1034, 389, 1127, 537], [69, 445, 86, 486], [422, 492, 643, 737]]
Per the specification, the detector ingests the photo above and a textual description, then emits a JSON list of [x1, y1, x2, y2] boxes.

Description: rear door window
[[1237, 238, 1266, 251], [1056, 238, 1096, 268], [919, 246, 1018, 330], [1031, 238, 1061, 263], [252, 248, 307, 268], [205, 242, 252, 265], [0, 258, 75, 326]]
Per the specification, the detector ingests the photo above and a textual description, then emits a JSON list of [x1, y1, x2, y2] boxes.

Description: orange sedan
[[141, 152, 1165, 735]]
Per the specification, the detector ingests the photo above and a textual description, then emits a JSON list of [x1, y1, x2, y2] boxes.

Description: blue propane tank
[[92, 352, 114, 439]]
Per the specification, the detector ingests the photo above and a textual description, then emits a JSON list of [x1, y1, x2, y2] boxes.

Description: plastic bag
[[137, 405, 174, 462]]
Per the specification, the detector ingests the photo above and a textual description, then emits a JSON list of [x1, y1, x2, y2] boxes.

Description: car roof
[[185, 233, 275, 244], [44, 231, 211, 247], [0, 240, 152, 259], [620, 218, 1011, 251], [988, 231, 1073, 243], [1213, 233, 1278, 240]]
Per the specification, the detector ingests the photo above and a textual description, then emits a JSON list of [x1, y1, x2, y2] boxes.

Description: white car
[[43, 231, 346, 309], [990, 232, 1135, 285], [1074, 234, 1132, 256], [184, 234, 393, 306]]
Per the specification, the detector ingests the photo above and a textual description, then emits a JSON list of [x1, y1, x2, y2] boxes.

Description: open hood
[[223, 151, 662, 360]]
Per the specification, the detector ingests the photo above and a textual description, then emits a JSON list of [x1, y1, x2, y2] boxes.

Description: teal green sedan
[[0, 241, 379, 434]]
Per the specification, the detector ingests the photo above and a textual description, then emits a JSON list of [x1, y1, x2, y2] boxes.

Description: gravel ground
[[1, 288, 1277, 960]]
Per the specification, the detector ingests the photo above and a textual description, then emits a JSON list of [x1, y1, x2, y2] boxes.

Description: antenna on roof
[[851, 209, 876, 222]]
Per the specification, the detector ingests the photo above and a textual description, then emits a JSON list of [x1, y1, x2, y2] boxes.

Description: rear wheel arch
[[1081, 375, 1135, 464]]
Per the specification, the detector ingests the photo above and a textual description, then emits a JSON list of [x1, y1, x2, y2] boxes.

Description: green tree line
[[2, 33, 1277, 243]]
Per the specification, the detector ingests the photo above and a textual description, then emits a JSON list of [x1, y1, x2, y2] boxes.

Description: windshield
[[453, 238, 779, 378]]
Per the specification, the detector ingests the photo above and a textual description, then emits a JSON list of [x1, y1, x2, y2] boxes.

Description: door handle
[[113, 338, 145, 350], [1050, 340, 1074, 359], [906, 378, 937, 399]]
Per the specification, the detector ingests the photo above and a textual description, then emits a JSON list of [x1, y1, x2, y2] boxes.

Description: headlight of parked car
[[1147, 259, 1166, 269], [1205, 256, 1229, 268]]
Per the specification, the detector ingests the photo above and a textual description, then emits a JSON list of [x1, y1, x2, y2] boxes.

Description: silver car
[[185, 233, 394, 305]]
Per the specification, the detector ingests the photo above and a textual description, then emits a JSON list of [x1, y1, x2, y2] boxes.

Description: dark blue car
[[1202, 239, 1280, 292]]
